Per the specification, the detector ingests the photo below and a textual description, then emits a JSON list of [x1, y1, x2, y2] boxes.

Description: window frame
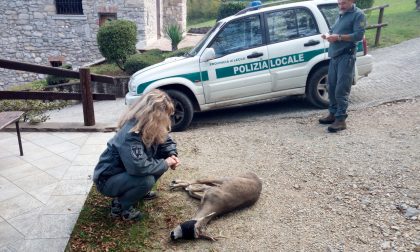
[[207, 13, 267, 59], [55, 0, 84, 15], [317, 3, 339, 30]]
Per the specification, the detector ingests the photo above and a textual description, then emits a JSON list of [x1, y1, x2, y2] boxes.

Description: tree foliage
[[217, 2, 247, 20], [356, 0, 375, 10], [97, 20, 137, 70]]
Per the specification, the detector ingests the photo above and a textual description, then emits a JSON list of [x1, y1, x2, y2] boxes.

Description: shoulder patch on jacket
[[131, 144, 144, 160]]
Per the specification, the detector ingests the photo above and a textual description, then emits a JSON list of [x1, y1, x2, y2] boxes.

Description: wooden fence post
[[375, 7, 385, 47], [79, 68, 95, 126]]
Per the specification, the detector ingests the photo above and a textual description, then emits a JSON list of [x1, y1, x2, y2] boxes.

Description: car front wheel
[[306, 65, 329, 108], [164, 89, 194, 132]]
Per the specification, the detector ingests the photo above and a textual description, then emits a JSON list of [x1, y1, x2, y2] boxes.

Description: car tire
[[165, 89, 194, 132], [306, 65, 329, 108]]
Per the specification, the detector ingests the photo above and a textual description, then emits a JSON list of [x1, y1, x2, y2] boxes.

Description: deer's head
[[170, 213, 217, 241], [170, 220, 198, 240]]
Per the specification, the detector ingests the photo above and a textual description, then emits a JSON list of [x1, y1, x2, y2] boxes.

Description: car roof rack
[[235, 0, 306, 16]]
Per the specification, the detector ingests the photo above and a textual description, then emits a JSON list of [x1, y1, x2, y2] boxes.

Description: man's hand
[[165, 155, 180, 170], [321, 33, 339, 42]]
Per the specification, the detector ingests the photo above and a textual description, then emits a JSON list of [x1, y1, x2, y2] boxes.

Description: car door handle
[[247, 52, 264, 59], [304, 40, 320, 47]]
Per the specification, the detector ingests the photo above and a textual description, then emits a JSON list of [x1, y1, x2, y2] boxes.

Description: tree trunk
[[172, 43, 178, 51]]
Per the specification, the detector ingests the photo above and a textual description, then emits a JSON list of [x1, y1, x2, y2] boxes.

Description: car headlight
[[128, 77, 135, 92]]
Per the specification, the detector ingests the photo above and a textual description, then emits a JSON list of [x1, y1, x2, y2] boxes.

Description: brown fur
[[170, 172, 262, 240]]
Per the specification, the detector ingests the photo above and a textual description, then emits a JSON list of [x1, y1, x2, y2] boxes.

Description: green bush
[[187, 0, 220, 21], [123, 48, 193, 75], [165, 24, 184, 51], [356, 0, 375, 10], [124, 53, 164, 75], [89, 63, 126, 76], [46, 64, 73, 85], [163, 47, 193, 58], [97, 20, 137, 70], [217, 2, 246, 20], [0, 80, 70, 124]]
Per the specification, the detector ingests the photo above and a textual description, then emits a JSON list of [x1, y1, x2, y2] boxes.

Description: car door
[[265, 7, 326, 91], [199, 14, 271, 103]]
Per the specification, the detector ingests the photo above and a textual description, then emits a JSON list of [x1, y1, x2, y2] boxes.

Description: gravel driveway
[[156, 98, 420, 252]]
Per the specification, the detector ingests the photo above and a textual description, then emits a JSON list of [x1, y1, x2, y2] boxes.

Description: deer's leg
[[169, 180, 191, 190], [188, 190, 205, 200], [194, 178, 227, 187], [186, 184, 211, 200]]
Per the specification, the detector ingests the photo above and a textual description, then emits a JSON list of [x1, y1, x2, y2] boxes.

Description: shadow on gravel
[[189, 96, 323, 130]]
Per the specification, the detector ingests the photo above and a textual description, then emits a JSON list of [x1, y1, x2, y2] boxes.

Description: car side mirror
[[200, 48, 216, 62]]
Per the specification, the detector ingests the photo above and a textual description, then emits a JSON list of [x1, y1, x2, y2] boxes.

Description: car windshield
[[186, 22, 222, 57]]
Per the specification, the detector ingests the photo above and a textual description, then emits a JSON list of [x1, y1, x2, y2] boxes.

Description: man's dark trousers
[[327, 52, 356, 120]]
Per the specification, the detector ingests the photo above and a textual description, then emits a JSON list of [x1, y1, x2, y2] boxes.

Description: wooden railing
[[363, 4, 390, 47], [0, 59, 116, 126]]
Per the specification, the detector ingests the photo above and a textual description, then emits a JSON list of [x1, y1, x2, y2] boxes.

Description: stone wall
[[163, 0, 187, 36], [0, 0, 186, 90]]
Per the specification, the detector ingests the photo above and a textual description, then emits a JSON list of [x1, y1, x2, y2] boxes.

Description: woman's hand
[[165, 155, 180, 170]]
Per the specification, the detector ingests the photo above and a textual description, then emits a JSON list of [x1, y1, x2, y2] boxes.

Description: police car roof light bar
[[235, 0, 305, 16]]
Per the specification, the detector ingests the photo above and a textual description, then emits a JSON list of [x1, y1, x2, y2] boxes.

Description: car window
[[266, 8, 319, 43], [209, 15, 263, 58], [188, 22, 222, 57], [318, 3, 339, 30], [296, 8, 318, 37]]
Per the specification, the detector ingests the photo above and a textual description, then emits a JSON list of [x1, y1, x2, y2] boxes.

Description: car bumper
[[125, 92, 142, 106], [356, 54, 374, 77]]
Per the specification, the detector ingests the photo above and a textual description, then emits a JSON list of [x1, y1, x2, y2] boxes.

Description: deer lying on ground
[[169, 172, 262, 241]]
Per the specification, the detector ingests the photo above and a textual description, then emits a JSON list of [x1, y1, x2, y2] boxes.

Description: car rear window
[[318, 3, 339, 30]]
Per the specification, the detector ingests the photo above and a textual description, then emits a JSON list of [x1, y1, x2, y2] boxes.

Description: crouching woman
[[93, 89, 180, 221]]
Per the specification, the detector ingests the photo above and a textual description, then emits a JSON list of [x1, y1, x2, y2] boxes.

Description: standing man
[[319, 0, 366, 132]]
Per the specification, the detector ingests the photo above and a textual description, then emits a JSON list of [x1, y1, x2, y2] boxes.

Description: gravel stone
[[157, 98, 420, 251]]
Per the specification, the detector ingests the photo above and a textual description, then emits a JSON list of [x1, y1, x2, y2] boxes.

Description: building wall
[[0, 0, 186, 90], [142, 0, 158, 47], [163, 0, 187, 37]]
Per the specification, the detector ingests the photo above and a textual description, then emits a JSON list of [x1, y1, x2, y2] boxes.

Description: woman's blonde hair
[[118, 89, 174, 147]]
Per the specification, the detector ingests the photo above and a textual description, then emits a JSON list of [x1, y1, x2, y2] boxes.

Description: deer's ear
[[194, 225, 200, 239], [196, 212, 216, 222], [198, 231, 217, 241]]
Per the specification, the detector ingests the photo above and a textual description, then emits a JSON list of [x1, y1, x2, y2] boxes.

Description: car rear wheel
[[165, 89, 194, 132], [306, 65, 329, 108]]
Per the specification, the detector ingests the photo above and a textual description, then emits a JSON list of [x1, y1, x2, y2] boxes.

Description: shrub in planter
[[217, 2, 246, 20], [124, 53, 164, 75], [97, 20, 137, 70], [46, 64, 73, 85], [165, 24, 184, 51]]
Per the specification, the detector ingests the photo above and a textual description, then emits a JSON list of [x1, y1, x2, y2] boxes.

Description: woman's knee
[[143, 175, 156, 190]]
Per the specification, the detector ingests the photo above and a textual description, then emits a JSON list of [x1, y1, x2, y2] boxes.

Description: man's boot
[[319, 113, 335, 124], [327, 119, 347, 132]]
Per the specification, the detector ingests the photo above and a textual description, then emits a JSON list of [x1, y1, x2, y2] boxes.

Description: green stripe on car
[[136, 71, 209, 94], [216, 49, 325, 79]]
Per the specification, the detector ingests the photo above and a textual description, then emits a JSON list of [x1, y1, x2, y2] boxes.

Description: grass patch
[[187, 18, 216, 30], [7, 79, 47, 91], [90, 63, 127, 76], [67, 182, 189, 251], [365, 0, 420, 48]]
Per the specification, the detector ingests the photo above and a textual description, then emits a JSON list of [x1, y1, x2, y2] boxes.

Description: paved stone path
[[0, 132, 112, 251]]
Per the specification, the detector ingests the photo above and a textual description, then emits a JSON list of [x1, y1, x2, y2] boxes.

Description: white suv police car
[[126, 0, 373, 131]]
